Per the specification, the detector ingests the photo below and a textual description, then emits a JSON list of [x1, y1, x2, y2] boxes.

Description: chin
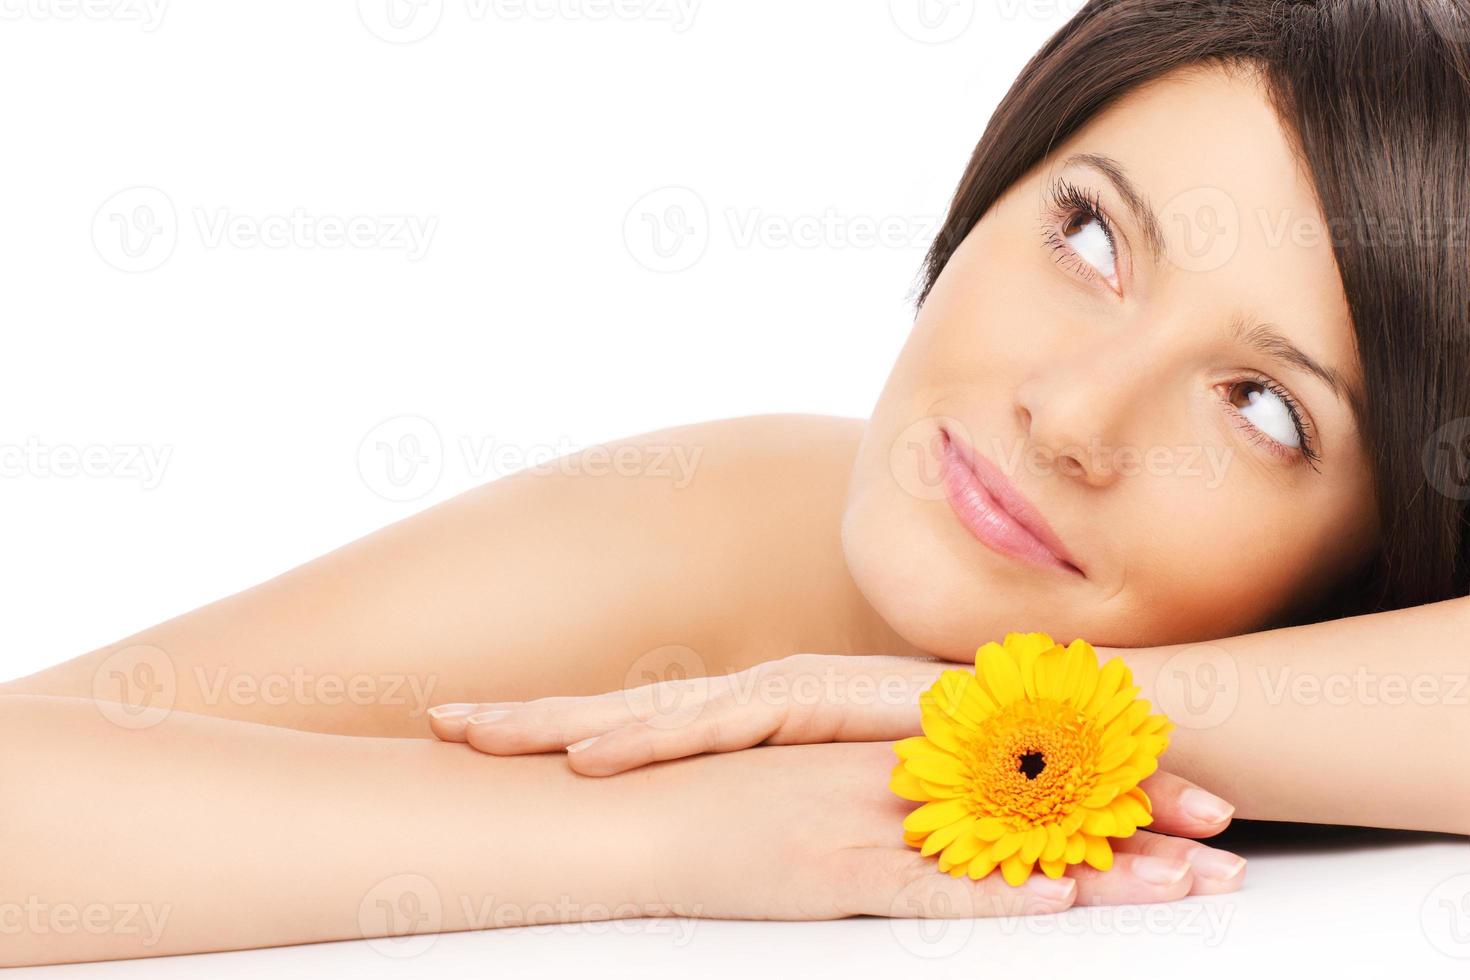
[[841, 487, 1007, 663]]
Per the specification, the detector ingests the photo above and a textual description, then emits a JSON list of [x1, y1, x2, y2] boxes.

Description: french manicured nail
[[1023, 875, 1076, 904], [427, 704, 476, 720], [1180, 787, 1236, 824], [1188, 846, 1247, 882], [467, 710, 510, 725], [566, 736, 600, 753], [1132, 855, 1190, 886]]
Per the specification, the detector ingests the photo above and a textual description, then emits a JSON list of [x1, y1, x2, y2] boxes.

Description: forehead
[[1046, 65, 1360, 390]]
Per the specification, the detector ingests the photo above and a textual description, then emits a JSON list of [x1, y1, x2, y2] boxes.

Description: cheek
[[1109, 483, 1362, 642]]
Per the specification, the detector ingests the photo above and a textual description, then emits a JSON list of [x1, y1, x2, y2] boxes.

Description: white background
[[1, 1, 1466, 976]]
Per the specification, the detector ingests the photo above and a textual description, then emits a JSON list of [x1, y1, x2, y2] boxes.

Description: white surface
[[8, 830, 1469, 978], [4, 2, 1468, 976]]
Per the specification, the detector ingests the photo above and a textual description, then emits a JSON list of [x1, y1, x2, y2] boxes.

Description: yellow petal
[[1111, 793, 1152, 833], [1128, 754, 1160, 780], [979, 642, 1025, 706], [1085, 657, 1128, 717], [1064, 833, 1087, 864], [1080, 782, 1120, 809], [905, 749, 968, 786], [1094, 735, 1138, 773], [941, 829, 984, 866], [967, 854, 998, 880], [893, 736, 930, 761], [1020, 825, 1048, 863], [1061, 639, 1100, 708], [1096, 686, 1142, 729], [990, 832, 1024, 862], [1042, 824, 1068, 862], [919, 706, 965, 754], [1081, 808, 1117, 837], [921, 815, 975, 856], [889, 764, 930, 802], [917, 778, 963, 800], [1083, 835, 1113, 871], [1001, 853, 1035, 886], [1039, 858, 1068, 879], [975, 816, 1010, 841], [1034, 648, 1067, 701], [903, 799, 969, 834]]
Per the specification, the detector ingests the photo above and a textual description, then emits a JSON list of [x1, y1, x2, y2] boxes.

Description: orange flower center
[[961, 699, 1100, 825]]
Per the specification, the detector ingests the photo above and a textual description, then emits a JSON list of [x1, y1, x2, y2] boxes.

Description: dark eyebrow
[[1232, 316, 1359, 412], [1062, 153, 1170, 266]]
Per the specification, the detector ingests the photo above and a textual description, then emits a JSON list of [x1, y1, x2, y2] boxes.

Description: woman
[[3, 0, 1468, 965]]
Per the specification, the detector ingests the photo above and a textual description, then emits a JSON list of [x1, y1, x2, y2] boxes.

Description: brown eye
[[1227, 380, 1301, 449]]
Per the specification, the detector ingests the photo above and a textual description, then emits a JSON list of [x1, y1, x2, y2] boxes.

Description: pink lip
[[937, 427, 1084, 577]]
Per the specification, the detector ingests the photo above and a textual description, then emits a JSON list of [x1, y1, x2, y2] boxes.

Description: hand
[[645, 741, 1243, 920], [429, 653, 950, 771], [430, 653, 1246, 899]]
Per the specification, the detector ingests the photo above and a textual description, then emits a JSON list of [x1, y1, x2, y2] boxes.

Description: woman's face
[[844, 65, 1379, 660]]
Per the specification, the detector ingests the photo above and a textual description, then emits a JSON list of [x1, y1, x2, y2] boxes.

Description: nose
[[1013, 336, 1159, 489]]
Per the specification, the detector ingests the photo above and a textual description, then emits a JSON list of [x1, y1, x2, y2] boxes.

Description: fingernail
[[1188, 846, 1247, 882], [1022, 875, 1076, 904], [1180, 787, 1235, 824], [427, 704, 477, 720], [566, 736, 600, 753], [467, 710, 510, 725], [1132, 855, 1190, 886]]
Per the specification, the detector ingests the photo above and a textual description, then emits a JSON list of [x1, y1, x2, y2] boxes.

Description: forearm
[[1126, 596, 1470, 834], [0, 696, 667, 966]]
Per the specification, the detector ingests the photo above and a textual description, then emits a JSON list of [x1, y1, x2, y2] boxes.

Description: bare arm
[[1, 694, 1115, 968], [436, 596, 1470, 836], [1129, 594, 1470, 834], [0, 695, 668, 965]]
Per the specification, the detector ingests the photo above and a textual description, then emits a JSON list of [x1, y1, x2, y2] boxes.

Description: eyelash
[[1221, 374, 1321, 469], [1039, 176, 1320, 469], [1040, 177, 1119, 291]]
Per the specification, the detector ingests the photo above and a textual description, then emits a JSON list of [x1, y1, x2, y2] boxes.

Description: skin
[[2, 66, 1466, 965], [845, 63, 1379, 660]]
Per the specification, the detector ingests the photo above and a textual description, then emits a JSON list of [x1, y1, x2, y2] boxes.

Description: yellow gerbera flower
[[891, 632, 1173, 886]]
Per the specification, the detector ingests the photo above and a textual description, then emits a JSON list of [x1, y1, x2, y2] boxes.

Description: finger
[[438, 676, 729, 751], [426, 702, 520, 742], [840, 847, 1078, 919], [1067, 849, 1195, 905], [1113, 830, 1247, 896], [564, 700, 786, 776], [1138, 770, 1236, 838], [437, 688, 660, 751]]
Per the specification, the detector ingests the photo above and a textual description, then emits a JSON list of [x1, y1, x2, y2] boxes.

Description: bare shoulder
[[614, 413, 867, 475]]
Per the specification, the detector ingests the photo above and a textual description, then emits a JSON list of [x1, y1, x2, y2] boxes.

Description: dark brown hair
[[920, 0, 1470, 622]]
